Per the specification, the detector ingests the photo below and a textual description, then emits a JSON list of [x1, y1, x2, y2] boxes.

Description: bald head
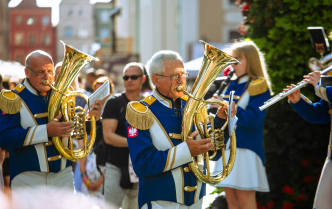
[[25, 50, 54, 69]]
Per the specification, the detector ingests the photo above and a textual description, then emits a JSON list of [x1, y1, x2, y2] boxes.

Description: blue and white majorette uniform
[[0, 79, 74, 197], [126, 89, 227, 209], [213, 74, 270, 191], [290, 84, 332, 208]]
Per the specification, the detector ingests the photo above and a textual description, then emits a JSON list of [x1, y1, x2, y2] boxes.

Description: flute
[[259, 64, 332, 111]]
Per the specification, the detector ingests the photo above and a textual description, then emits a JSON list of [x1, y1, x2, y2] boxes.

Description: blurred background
[[0, 0, 242, 92]]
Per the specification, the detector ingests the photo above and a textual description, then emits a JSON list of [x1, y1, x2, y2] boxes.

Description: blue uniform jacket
[[290, 85, 332, 160], [0, 79, 73, 182], [222, 74, 270, 165], [126, 89, 227, 208]]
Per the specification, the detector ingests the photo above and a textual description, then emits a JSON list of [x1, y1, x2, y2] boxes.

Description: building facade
[[0, 0, 10, 61], [9, 0, 56, 65], [114, 0, 242, 63], [56, 0, 95, 62]]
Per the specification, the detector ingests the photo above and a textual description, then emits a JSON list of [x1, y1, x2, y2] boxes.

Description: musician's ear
[[152, 74, 159, 86]]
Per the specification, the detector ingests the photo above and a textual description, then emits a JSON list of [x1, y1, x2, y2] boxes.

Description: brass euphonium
[[46, 41, 99, 162], [177, 41, 239, 185]]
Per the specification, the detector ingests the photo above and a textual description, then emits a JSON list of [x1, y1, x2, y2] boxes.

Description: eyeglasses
[[156, 72, 189, 81], [26, 67, 54, 78], [123, 75, 142, 81]]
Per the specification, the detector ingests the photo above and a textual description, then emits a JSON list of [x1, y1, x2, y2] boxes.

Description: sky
[[8, 0, 112, 26]]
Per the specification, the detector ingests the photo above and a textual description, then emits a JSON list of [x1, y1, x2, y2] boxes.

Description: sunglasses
[[123, 75, 142, 81]]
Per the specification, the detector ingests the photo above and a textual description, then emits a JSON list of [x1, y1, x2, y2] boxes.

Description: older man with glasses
[[0, 50, 101, 208], [126, 50, 236, 209], [102, 62, 146, 209]]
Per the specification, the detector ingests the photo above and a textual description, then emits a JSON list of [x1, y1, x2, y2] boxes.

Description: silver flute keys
[[259, 81, 307, 111], [259, 64, 332, 111]]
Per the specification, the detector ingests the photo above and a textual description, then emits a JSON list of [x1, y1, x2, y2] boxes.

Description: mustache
[[40, 80, 52, 85]]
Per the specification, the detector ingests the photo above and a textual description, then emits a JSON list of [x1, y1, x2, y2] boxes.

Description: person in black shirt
[[102, 62, 146, 209]]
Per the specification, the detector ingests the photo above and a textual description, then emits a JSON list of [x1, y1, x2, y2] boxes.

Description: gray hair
[[123, 62, 145, 75], [25, 50, 54, 69], [145, 50, 183, 85]]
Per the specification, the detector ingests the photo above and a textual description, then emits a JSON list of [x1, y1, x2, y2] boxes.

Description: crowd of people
[[0, 39, 330, 209]]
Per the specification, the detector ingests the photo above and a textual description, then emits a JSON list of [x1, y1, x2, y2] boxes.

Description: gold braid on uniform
[[126, 96, 156, 130], [0, 84, 25, 114], [248, 77, 268, 96]]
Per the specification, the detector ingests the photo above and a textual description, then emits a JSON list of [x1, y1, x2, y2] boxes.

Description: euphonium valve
[[182, 40, 239, 185], [48, 41, 99, 162]]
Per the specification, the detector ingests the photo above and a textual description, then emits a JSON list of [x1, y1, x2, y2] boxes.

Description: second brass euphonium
[[178, 41, 239, 185], [46, 41, 99, 162]]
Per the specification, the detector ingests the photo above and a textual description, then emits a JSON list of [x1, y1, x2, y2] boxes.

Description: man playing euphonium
[[0, 51, 101, 207], [126, 50, 236, 209]]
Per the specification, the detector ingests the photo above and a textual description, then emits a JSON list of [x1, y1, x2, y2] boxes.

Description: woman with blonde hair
[[212, 41, 272, 209]]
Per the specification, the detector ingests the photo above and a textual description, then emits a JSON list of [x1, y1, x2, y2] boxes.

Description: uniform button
[[48, 158, 50, 161], [184, 186, 189, 191]]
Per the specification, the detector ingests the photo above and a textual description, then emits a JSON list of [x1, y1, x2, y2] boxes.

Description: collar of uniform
[[237, 74, 249, 84], [23, 78, 39, 96], [152, 88, 181, 109]]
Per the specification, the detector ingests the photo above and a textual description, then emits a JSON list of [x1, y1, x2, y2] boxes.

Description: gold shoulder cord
[[0, 84, 25, 114], [126, 96, 156, 130], [248, 77, 268, 96]]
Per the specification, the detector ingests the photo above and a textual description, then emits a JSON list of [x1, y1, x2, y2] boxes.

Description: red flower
[[282, 202, 294, 209], [258, 206, 266, 209], [267, 201, 274, 209], [296, 194, 308, 201], [304, 176, 314, 183], [282, 185, 294, 195], [301, 159, 310, 168], [242, 4, 250, 11], [223, 66, 231, 76]]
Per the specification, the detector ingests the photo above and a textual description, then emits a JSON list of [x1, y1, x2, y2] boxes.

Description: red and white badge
[[2, 112, 6, 115], [128, 126, 138, 138]]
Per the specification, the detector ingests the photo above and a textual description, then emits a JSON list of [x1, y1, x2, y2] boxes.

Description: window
[[27, 17, 35, 25], [64, 26, 73, 37], [41, 34, 51, 46], [16, 54, 24, 65], [15, 33, 24, 46], [229, 30, 242, 42], [41, 16, 50, 26], [100, 11, 109, 22], [68, 9, 73, 16], [28, 34, 36, 46], [78, 27, 88, 38], [99, 28, 110, 43], [16, 16, 23, 25]]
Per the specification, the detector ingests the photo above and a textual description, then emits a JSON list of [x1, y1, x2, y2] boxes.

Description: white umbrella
[[0, 60, 26, 79]]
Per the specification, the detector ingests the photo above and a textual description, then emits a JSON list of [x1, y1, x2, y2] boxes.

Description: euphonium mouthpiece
[[42, 80, 50, 85], [176, 86, 184, 92]]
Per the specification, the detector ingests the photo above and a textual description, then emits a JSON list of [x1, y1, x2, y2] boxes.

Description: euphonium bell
[[46, 41, 99, 162], [178, 40, 239, 185]]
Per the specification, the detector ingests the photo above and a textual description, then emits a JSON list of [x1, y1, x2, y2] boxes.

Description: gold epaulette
[[125, 96, 156, 130], [248, 77, 268, 96], [0, 84, 25, 114], [181, 95, 189, 101]]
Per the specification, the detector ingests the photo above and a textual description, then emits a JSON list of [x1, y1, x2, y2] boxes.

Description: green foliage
[[247, 0, 332, 98], [243, 0, 332, 208]]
